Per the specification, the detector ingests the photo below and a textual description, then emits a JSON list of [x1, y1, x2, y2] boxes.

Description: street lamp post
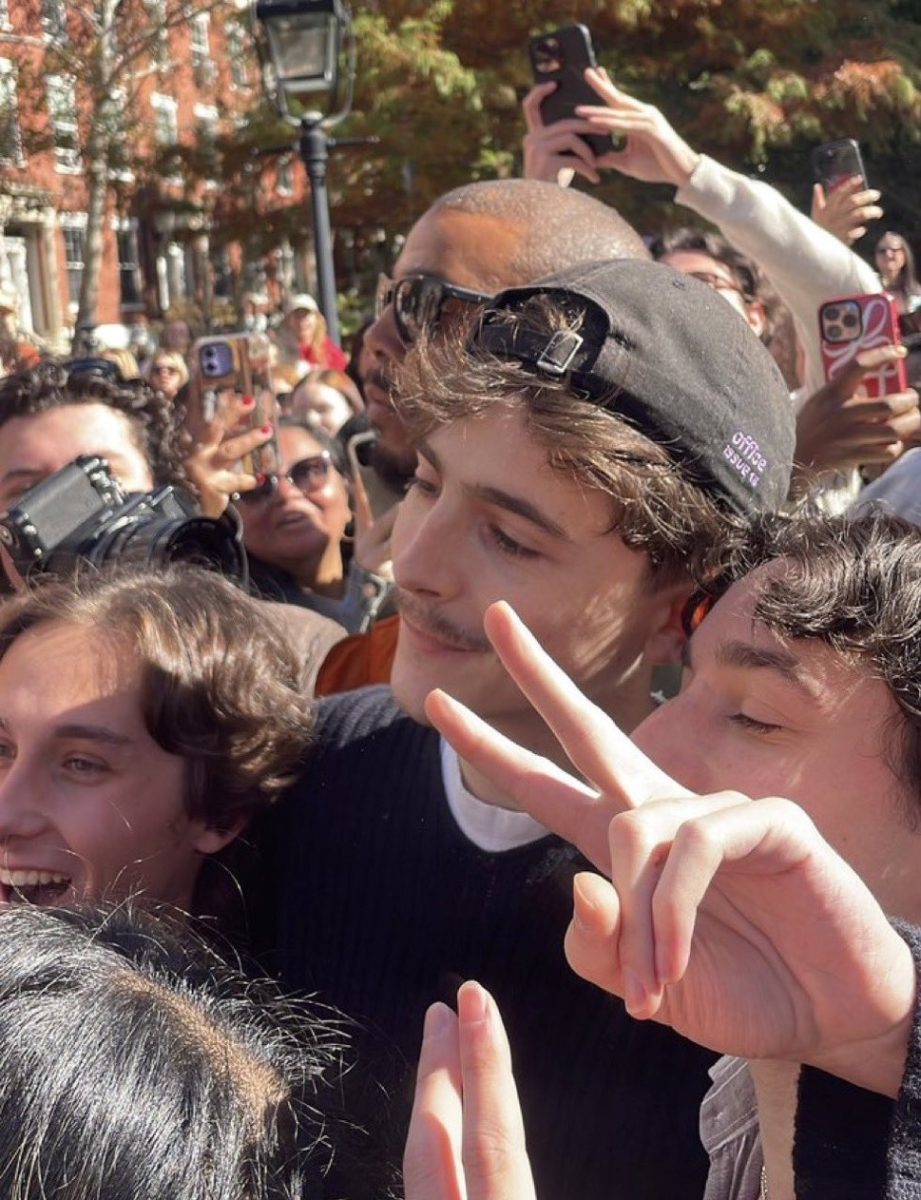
[[253, 0, 353, 344]]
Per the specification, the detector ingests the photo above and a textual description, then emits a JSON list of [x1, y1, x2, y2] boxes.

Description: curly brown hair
[[396, 298, 746, 586], [0, 566, 314, 830], [0, 360, 187, 488]]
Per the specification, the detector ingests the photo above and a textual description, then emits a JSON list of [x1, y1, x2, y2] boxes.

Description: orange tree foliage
[[306, 0, 921, 286]]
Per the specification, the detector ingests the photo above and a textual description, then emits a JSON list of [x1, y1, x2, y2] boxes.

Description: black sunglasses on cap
[[375, 272, 492, 344]]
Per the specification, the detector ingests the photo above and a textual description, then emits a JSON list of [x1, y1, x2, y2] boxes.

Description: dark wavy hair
[[0, 566, 315, 831], [0, 359, 186, 487], [698, 510, 921, 820], [396, 296, 747, 586], [0, 902, 353, 1199]]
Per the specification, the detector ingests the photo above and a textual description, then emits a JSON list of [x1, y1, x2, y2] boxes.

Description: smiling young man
[[252, 256, 797, 1199]]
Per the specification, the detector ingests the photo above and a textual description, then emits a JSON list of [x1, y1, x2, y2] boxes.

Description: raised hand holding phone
[[425, 602, 915, 1098], [522, 66, 700, 191], [183, 335, 279, 517], [812, 175, 883, 247]]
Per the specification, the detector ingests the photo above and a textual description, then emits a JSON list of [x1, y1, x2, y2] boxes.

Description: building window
[[42, 0, 68, 41], [191, 13, 215, 85], [146, 0, 169, 67], [60, 214, 86, 307], [227, 24, 248, 87], [0, 59, 22, 165], [46, 74, 79, 172], [277, 157, 294, 196], [150, 91, 178, 146], [115, 219, 142, 307], [194, 103, 219, 184]]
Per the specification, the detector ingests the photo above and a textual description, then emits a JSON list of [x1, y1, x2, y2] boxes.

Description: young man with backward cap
[[250, 257, 796, 1199]]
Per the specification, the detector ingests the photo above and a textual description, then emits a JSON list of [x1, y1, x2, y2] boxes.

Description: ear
[[192, 814, 249, 857], [643, 586, 691, 667], [746, 300, 767, 339]]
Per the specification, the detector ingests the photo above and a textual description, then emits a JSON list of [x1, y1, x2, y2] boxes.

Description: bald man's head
[[363, 178, 648, 478], [430, 178, 649, 284]]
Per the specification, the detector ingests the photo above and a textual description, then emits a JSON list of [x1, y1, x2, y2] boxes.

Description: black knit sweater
[[250, 685, 715, 1200], [793, 919, 921, 1198]]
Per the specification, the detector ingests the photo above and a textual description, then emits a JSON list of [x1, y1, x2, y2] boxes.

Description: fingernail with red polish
[[241, 394, 255, 407], [260, 423, 272, 434]]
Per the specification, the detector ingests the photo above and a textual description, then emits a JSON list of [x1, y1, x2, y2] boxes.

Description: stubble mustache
[[395, 588, 492, 653]]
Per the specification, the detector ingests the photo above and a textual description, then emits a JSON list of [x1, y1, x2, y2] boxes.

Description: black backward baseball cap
[[474, 259, 795, 516]]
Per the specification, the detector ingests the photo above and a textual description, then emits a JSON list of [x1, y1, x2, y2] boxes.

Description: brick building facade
[[0, 0, 312, 353]]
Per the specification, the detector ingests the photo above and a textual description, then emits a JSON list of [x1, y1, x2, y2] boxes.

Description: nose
[[631, 695, 712, 793], [364, 303, 404, 375], [392, 491, 461, 602], [0, 758, 51, 843]]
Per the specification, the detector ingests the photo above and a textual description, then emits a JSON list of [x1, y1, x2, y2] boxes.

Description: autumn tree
[[262, 0, 921, 294]]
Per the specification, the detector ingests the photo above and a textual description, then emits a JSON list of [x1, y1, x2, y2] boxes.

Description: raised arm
[[522, 67, 882, 396]]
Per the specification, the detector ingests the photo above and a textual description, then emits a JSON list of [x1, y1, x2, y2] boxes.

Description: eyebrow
[[418, 441, 569, 540], [713, 639, 818, 699], [54, 724, 135, 746], [0, 717, 135, 747], [1, 454, 132, 489]]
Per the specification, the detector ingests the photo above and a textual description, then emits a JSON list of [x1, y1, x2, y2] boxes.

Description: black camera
[[0, 456, 248, 587]]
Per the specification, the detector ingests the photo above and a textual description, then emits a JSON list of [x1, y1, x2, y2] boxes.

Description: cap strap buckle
[[535, 329, 583, 376]]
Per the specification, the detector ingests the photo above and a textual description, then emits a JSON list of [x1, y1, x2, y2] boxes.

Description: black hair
[[278, 416, 350, 480], [0, 902, 356, 1199], [0, 360, 185, 487], [706, 510, 921, 820]]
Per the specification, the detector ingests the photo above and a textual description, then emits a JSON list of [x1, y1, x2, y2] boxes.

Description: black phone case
[[811, 139, 867, 192], [529, 25, 614, 158]]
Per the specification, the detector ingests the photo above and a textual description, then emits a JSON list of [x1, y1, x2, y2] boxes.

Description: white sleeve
[[676, 156, 881, 394]]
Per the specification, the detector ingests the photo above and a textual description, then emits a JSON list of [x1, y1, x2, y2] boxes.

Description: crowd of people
[[0, 63, 921, 1200]]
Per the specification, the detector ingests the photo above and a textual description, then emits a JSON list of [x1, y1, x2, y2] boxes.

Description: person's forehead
[[661, 249, 738, 284], [695, 566, 878, 701], [1, 619, 134, 704], [0, 403, 137, 454], [278, 424, 322, 460], [424, 409, 615, 536], [395, 207, 524, 291], [306, 385, 346, 405]]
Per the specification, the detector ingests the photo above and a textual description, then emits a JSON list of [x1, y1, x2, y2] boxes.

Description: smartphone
[[819, 293, 907, 398], [190, 333, 279, 482], [528, 24, 615, 158], [346, 430, 404, 521], [811, 138, 868, 194]]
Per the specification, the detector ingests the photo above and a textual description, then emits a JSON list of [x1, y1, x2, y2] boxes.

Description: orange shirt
[[314, 614, 399, 696]]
